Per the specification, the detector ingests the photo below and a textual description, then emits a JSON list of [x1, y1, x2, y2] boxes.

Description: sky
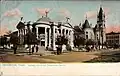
[[0, 0, 120, 36]]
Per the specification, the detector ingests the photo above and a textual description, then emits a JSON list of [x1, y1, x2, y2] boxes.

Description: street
[[0, 48, 120, 63]]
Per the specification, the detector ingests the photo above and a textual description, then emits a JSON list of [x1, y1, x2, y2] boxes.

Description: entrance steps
[[37, 46, 54, 56]]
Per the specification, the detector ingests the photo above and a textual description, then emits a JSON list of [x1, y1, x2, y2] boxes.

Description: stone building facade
[[17, 16, 74, 51], [81, 6, 106, 45], [106, 32, 120, 46]]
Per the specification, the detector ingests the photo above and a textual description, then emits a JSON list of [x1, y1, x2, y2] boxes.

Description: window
[[97, 34, 99, 40], [62, 29, 65, 35], [69, 31, 71, 35], [86, 35, 88, 39], [55, 29, 57, 33], [58, 29, 61, 33], [66, 30, 68, 34]]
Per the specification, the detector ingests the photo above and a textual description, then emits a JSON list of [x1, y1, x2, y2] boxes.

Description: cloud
[[59, 9, 71, 18], [104, 7, 110, 20], [85, 11, 96, 19], [35, 8, 51, 16], [8, 20, 18, 27], [84, 7, 110, 19], [3, 8, 22, 17], [52, 9, 71, 22], [104, 7, 110, 16], [106, 25, 120, 33], [0, 26, 9, 36]]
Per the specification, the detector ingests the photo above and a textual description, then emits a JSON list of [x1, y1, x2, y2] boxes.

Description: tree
[[10, 33, 18, 54], [56, 35, 68, 45], [73, 25, 85, 47], [24, 21, 38, 54], [0, 36, 7, 49], [32, 23, 37, 35], [74, 36, 85, 47], [56, 35, 68, 54], [6, 30, 12, 35], [85, 39, 95, 45]]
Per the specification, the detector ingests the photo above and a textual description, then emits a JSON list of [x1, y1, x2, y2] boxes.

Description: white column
[[49, 28, 51, 47], [68, 30, 71, 44], [64, 29, 66, 37], [70, 30, 74, 49], [61, 28, 63, 36], [36, 27, 38, 38], [45, 27, 47, 48], [25, 29, 27, 35], [22, 29, 24, 35], [53, 25, 56, 50]]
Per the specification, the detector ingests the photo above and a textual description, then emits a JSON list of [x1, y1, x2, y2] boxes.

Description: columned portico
[[36, 24, 50, 48], [34, 19, 74, 51]]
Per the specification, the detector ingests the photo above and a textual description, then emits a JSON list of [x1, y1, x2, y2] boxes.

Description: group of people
[[85, 45, 98, 52], [31, 45, 39, 54]]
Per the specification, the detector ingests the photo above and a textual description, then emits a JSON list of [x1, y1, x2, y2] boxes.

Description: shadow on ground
[[84, 53, 120, 63]]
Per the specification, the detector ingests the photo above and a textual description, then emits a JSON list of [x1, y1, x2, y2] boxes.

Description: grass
[[84, 52, 120, 63]]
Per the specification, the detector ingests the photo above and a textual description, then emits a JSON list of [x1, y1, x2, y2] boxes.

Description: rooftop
[[82, 19, 90, 29], [36, 16, 52, 23], [106, 31, 120, 35]]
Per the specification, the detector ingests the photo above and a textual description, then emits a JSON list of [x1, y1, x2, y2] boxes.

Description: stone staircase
[[36, 46, 54, 56]]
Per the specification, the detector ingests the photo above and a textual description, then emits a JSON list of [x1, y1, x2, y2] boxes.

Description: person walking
[[36, 45, 39, 53], [32, 45, 34, 54], [13, 45, 17, 54]]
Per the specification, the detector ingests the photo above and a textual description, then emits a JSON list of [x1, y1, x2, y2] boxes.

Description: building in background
[[106, 32, 120, 46], [80, 6, 106, 48]]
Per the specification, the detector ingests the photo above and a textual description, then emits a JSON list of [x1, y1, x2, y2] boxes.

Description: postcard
[[0, 0, 120, 76]]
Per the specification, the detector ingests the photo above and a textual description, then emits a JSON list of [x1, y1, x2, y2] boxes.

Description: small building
[[106, 32, 120, 46]]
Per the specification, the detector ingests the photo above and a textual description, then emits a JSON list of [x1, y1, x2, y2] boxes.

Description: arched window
[[58, 29, 61, 33], [85, 31, 88, 39], [66, 30, 68, 34], [62, 29, 65, 35], [69, 30, 71, 35], [97, 34, 98, 40], [86, 35, 88, 39]]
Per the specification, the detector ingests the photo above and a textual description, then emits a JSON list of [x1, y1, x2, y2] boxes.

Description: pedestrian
[[36, 45, 39, 53], [46, 45, 49, 51], [13, 45, 17, 54], [86, 46, 90, 52], [32, 45, 34, 54]]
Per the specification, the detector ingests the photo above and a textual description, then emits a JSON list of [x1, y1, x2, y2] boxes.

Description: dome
[[36, 16, 52, 23], [95, 24, 99, 29], [82, 19, 90, 29], [16, 22, 25, 29]]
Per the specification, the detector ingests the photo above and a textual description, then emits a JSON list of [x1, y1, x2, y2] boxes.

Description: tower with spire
[[95, 5, 106, 48], [79, 5, 106, 49]]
